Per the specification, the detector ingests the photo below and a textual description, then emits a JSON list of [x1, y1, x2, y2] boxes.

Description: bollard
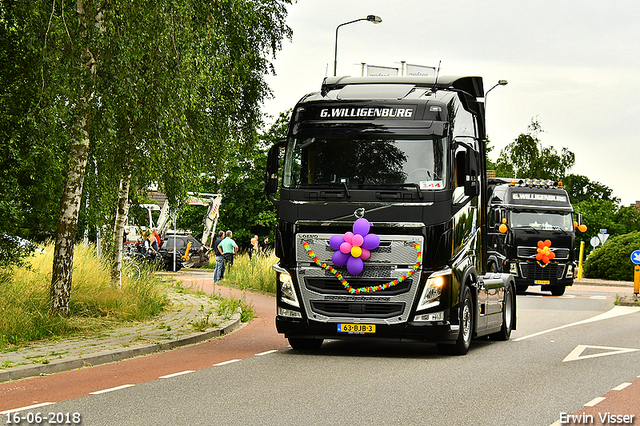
[[577, 241, 585, 281]]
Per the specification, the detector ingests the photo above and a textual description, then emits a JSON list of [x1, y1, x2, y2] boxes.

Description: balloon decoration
[[302, 241, 422, 295], [329, 218, 381, 275], [536, 239, 555, 267], [301, 217, 422, 294]]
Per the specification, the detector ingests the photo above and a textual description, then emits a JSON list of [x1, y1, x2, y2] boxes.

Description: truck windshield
[[283, 136, 447, 189], [510, 210, 573, 231]]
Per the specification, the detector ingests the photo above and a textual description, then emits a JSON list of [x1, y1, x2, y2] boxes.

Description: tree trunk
[[50, 113, 91, 315], [111, 174, 131, 288], [49, 0, 99, 315]]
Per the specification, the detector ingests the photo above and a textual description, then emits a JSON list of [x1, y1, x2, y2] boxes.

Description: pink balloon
[[340, 242, 352, 254], [347, 256, 364, 275], [329, 235, 344, 250], [343, 232, 354, 244], [360, 248, 371, 260], [352, 218, 370, 236], [351, 234, 364, 247]]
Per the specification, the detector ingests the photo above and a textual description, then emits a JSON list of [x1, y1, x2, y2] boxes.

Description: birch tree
[[4, 0, 292, 313]]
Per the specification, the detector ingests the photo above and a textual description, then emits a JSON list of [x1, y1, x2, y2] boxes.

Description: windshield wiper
[[515, 225, 540, 234], [364, 183, 423, 199], [552, 226, 568, 235]]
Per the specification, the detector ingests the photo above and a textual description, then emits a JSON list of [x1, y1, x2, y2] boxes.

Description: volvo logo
[[354, 208, 365, 219]]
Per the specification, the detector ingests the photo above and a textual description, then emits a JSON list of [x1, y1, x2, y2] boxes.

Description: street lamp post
[[484, 79, 508, 108], [334, 15, 382, 76]]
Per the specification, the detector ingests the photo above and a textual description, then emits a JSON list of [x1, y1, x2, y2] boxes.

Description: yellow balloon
[[351, 246, 362, 258], [499, 223, 508, 234], [578, 224, 587, 233]]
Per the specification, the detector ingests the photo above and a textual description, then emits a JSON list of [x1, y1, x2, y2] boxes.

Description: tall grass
[[216, 251, 278, 294], [0, 243, 168, 350]]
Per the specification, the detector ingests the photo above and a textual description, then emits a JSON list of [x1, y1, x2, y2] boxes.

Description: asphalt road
[[3, 280, 639, 426]]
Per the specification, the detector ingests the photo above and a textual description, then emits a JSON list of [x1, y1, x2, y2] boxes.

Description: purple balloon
[[352, 218, 370, 237], [347, 256, 364, 275], [332, 251, 350, 267], [329, 235, 344, 250], [362, 234, 380, 250]]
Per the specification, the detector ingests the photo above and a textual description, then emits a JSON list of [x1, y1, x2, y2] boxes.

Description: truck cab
[[266, 76, 516, 355], [487, 178, 585, 296]]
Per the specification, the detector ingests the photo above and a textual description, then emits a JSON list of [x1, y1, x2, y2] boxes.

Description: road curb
[[0, 312, 241, 383]]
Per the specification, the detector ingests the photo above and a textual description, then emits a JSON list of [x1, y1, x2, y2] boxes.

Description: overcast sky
[[262, 0, 640, 206]]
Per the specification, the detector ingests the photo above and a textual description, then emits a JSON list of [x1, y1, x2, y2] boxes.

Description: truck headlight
[[274, 265, 299, 308], [417, 270, 449, 311]]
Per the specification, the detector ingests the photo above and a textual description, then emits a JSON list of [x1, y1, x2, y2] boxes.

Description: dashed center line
[[90, 384, 135, 395], [584, 396, 606, 407], [159, 370, 195, 379], [0, 402, 54, 415], [612, 382, 632, 391], [214, 359, 240, 366], [255, 350, 278, 356]]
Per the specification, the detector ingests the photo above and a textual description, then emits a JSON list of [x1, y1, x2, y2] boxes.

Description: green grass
[[216, 252, 278, 294], [0, 242, 168, 351]]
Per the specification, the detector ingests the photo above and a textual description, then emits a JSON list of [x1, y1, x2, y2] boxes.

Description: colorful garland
[[302, 240, 422, 294]]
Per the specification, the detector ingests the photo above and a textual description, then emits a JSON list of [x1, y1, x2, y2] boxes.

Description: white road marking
[[159, 370, 195, 379], [214, 359, 240, 366], [0, 402, 54, 415], [255, 350, 278, 356], [584, 397, 606, 407], [89, 384, 135, 395], [515, 306, 640, 341], [612, 382, 632, 391], [559, 295, 576, 298], [563, 345, 640, 362], [589, 295, 607, 300]]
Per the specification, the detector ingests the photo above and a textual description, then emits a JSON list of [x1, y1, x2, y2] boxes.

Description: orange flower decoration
[[536, 240, 556, 264]]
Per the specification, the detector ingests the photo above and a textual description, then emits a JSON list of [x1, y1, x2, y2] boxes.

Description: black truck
[[486, 178, 586, 296], [265, 75, 516, 355]]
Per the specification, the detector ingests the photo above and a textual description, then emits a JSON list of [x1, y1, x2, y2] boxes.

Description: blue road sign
[[631, 250, 640, 265]]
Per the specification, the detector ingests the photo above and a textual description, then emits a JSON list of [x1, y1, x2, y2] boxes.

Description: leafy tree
[[2, 0, 292, 314], [563, 174, 619, 204], [494, 118, 575, 181], [188, 110, 291, 250]]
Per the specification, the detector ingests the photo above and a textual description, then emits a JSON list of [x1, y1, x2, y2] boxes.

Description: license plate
[[337, 323, 376, 334], [535, 280, 551, 284]]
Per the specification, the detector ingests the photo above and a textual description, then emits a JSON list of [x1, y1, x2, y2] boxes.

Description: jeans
[[223, 253, 234, 274], [214, 255, 225, 282]]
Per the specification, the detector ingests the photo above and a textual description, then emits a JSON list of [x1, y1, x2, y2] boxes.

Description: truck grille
[[517, 246, 570, 260], [296, 232, 423, 324], [521, 262, 563, 282], [311, 301, 405, 318], [305, 277, 412, 295]]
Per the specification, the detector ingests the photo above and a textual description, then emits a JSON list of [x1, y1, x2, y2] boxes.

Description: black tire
[[550, 285, 566, 296], [288, 337, 323, 351], [437, 286, 473, 355], [490, 284, 514, 341]]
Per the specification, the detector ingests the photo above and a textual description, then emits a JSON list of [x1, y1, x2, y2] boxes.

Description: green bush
[[584, 231, 640, 281]]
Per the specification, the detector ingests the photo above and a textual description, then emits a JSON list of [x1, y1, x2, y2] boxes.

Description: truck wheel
[[489, 284, 514, 341], [288, 338, 323, 351], [550, 285, 566, 296], [437, 287, 473, 355]]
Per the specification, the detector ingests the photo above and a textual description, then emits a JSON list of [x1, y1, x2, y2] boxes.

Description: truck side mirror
[[265, 140, 286, 202]]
